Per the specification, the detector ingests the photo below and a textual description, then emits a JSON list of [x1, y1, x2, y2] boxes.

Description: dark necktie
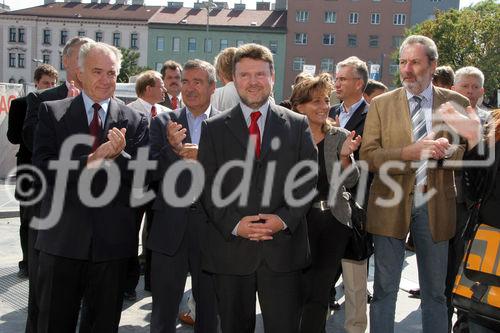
[[151, 105, 157, 118], [249, 111, 261, 159], [171, 96, 178, 109], [89, 103, 102, 153], [410, 96, 427, 186]]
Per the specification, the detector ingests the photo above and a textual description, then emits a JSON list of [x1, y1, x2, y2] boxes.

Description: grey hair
[[399, 35, 439, 63], [182, 59, 216, 84], [336, 56, 369, 90], [78, 42, 122, 74], [62, 36, 94, 58], [454, 66, 484, 87]]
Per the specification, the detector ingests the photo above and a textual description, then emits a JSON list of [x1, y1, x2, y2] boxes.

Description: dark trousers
[[150, 208, 217, 333], [25, 205, 39, 333], [447, 202, 470, 333], [125, 202, 154, 293], [215, 262, 301, 333], [300, 208, 352, 333], [36, 252, 127, 333], [19, 205, 30, 270]]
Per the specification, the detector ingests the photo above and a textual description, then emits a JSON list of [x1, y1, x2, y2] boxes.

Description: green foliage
[[402, 0, 500, 105], [117, 47, 150, 83]]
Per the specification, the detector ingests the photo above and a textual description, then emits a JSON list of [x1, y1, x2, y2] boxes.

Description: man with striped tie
[[360, 35, 469, 333]]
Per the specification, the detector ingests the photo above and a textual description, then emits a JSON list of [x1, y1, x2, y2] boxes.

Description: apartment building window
[[430, 0, 441, 2], [172, 37, 180, 52], [113, 32, 121, 47], [9, 27, 16, 42], [188, 38, 196, 52], [392, 35, 404, 47], [130, 33, 138, 49], [322, 33, 335, 46], [296, 10, 309, 22], [369, 35, 379, 47], [293, 57, 305, 72], [18, 53, 25, 68], [349, 12, 359, 24], [237, 40, 245, 47], [78, 31, 86, 37], [393, 13, 406, 25], [43, 29, 51, 45], [320, 58, 334, 73], [269, 41, 278, 54], [395, 0, 407, 2], [95, 31, 103, 42], [18, 28, 25, 43], [371, 13, 380, 24], [295, 33, 308, 45], [60, 30, 68, 46], [156, 37, 165, 51], [348, 34, 358, 47], [204, 38, 213, 53], [324, 11, 336, 23], [43, 54, 50, 64], [220, 39, 228, 50], [9, 53, 16, 67], [253, 40, 262, 45]]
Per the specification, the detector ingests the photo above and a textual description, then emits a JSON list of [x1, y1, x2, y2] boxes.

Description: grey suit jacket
[[323, 126, 360, 227]]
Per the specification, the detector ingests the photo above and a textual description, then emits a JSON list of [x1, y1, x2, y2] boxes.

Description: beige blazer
[[360, 86, 469, 242]]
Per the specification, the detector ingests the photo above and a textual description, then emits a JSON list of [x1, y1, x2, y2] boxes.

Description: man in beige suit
[[360, 35, 469, 333], [125, 70, 170, 299]]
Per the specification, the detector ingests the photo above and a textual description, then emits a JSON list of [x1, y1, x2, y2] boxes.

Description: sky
[[1, 0, 487, 11]]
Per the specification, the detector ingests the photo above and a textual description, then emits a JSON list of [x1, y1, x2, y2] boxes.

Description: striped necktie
[[411, 96, 427, 186]]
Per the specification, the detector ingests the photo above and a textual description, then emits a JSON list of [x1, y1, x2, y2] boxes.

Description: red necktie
[[171, 96, 178, 109], [89, 103, 102, 153], [249, 111, 261, 159], [151, 105, 157, 118]]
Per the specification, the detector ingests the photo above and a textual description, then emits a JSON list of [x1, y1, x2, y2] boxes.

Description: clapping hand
[[340, 130, 362, 157]]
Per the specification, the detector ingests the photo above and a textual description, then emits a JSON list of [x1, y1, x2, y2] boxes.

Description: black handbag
[[343, 194, 374, 261]]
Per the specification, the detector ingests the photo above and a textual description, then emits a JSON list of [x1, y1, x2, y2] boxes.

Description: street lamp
[[204, 0, 217, 60]]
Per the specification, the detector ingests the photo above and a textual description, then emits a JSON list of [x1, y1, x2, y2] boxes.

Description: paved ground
[[0, 182, 443, 332]]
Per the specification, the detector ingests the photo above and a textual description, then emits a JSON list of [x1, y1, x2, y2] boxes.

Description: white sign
[[0, 83, 24, 179], [370, 64, 380, 80], [302, 64, 316, 76]]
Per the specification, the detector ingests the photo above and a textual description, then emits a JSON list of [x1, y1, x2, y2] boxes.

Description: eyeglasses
[[334, 77, 361, 83]]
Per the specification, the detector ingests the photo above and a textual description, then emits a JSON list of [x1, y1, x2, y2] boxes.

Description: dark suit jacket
[[147, 107, 219, 256], [329, 100, 368, 159], [23, 83, 69, 153], [32, 94, 149, 262], [8, 96, 31, 165], [198, 103, 318, 275]]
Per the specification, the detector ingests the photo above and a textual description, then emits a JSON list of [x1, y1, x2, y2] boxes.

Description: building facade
[[410, 0, 460, 25], [148, 4, 287, 101], [0, 1, 158, 84], [284, 0, 412, 97]]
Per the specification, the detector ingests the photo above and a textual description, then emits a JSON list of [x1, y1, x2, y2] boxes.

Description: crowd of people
[[6, 32, 498, 333]]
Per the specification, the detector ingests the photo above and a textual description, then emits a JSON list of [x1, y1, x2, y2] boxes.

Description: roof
[[1, 2, 160, 22], [149, 7, 287, 29]]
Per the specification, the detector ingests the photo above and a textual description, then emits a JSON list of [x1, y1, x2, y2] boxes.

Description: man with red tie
[[32, 42, 149, 332], [198, 43, 318, 333], [125, 70, 171, 299], [160, 60, 183, 110]]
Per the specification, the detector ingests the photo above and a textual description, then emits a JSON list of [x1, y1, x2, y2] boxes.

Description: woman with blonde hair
[[291, 73, 362, 332]]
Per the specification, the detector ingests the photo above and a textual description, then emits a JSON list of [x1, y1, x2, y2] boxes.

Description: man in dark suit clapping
[[32, 42, 149, 332]]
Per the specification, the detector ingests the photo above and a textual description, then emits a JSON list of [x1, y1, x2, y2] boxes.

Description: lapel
[[103, 98, 121, 137], [431, 86, 447, 138], [396, 88, 414, 143], [344, 101, 367, 132], [67, 95, 91, 135], [224, 105, 249, 151], [56, 83, 68, 99], [260, 104, 287, 160], [323, 127, 341, 184], [176, 107, 192, 144]]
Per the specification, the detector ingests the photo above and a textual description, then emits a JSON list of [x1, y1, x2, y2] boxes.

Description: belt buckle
[[319, 201, 329, 211]]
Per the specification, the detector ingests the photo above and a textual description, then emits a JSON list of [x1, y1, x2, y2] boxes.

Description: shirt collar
[[240, 99, 270, 122], [341, 97, 365, 114], [168, 93, 181, 100], [406, 82, 433, 103], [186, 105, 211, 120], [138, 97, 154, 112], [81, 91, 110, 114]]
